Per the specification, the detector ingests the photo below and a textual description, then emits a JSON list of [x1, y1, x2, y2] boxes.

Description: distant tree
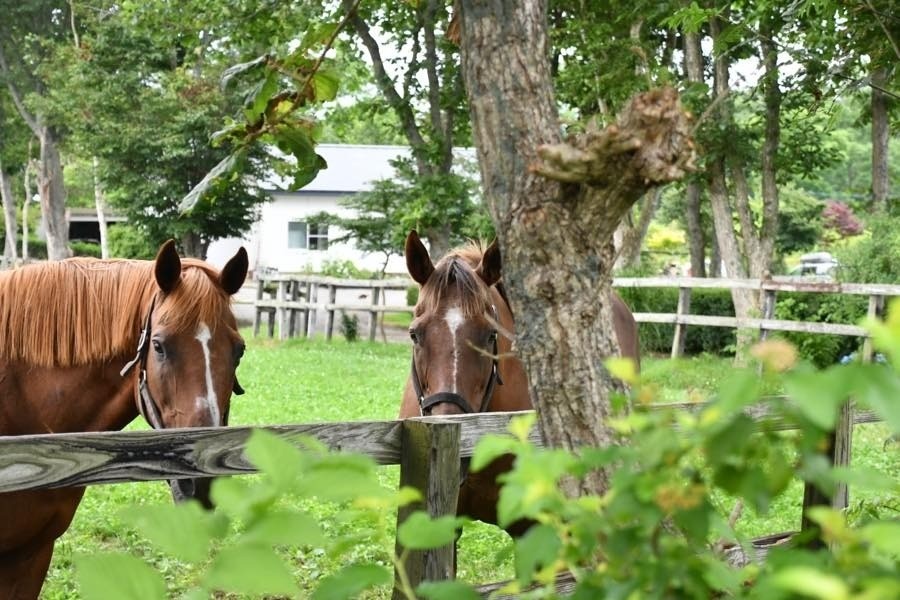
[[822, 201, 864, 240]]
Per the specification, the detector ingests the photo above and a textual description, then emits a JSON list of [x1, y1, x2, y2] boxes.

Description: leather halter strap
[[412, 306, 504, 416], [120, 295, 166, 429]]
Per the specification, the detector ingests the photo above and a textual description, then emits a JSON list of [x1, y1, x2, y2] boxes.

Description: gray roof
[[263, 143, 477, 194]]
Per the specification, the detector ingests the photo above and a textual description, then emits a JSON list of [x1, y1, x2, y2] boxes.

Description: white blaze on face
[[195, 322, 220, 425], [444, 307, 465, 393]]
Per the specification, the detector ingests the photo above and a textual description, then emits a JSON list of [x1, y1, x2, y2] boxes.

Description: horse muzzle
[[170, 477, 215, 510]]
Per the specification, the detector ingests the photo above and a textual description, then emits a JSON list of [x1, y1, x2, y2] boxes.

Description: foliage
[[773, 294, 867, 368], [617, 286, 736, 355], [70, 241, 101, 258], [836, 213, 900, 284], [822, 201, 864, 241], [406, 286, 419, 308], [775, 186, 824, 257], [106, 225, 157, 260], [339, 312, 359, 342], [305, 259, 374, 280]]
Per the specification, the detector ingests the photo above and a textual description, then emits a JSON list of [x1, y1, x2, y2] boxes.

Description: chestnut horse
[[0, 240, 248, 599], [399, 230, 639, 537]]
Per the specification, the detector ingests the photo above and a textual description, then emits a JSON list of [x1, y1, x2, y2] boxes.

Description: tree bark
[[37, 125, 70, 260], [92, 157, 109, 258], [180, 231, 208, 259], [871, 67, 889, 213], [682, 28, 705, 277], [0, 158, 17, 264], [458, 1, 693, 497]]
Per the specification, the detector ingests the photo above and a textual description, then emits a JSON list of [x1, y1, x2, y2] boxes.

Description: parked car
[[788, 252, 839, 277]]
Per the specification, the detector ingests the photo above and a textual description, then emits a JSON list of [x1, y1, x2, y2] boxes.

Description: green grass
[[40, 339, 897, 598]]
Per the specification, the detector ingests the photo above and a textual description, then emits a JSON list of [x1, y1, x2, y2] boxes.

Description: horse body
[[399, 231, 639, 537], [0, 241, 248, 599]]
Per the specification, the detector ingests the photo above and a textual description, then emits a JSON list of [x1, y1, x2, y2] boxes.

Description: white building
[[206, 144, 414, 277]]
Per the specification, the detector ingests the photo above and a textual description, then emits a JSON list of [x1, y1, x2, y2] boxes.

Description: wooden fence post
[[759, 289, 777, 342], [671, 286, 692, 359], [393, 419, 460, 599], [800, 400, 853, 548], [325, 284, 338, 340], [308, 281, 319, 337], [369, 287, 381, 342], [862, 294, 885, 363]]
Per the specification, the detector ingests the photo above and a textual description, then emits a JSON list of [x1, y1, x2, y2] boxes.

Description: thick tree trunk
[[871, 67, 889, 213], [458, 1, 693, 497], [180, 231, 207, 258], [615, 189, 660, 269], [0, 160, 17, 263], [38, 125, 69, 260]]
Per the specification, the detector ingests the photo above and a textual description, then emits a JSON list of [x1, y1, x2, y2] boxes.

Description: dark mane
[[416, 241, 501, 317], [0, 257, 231, 368]]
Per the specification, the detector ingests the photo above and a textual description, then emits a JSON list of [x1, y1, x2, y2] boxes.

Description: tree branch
[[0, 44, 40, 135]]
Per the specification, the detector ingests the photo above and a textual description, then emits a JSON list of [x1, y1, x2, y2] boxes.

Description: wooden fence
[[251, 275, 900, 357], [0, 402, 882, 597], [614, 277, 900, 361], [252, 275, 410, 341]]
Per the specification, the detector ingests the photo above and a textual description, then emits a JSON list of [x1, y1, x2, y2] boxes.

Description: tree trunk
[[682, 29, 705, 277], [180, 231, 208, 259], [616, 188, 660, 269], [92, 157, 109, 258], [22, 158, 34, 262], [708, 15, 756, 361], [0, 159, 17, 264], [38, 125, 69, 260], [458, 1, 693, 497], [871, 67, 889, 213]]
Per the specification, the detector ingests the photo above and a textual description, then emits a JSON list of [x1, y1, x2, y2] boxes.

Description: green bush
[[406, 285, 419, 307], [107, 225, 157, 259], [70, 240, 102, 258], [339, 312, 359, 342], [773, 293, 867, 367], [617, 287, 736, 355], [310, 259, 374, 279], [836, 213, 900, 284]]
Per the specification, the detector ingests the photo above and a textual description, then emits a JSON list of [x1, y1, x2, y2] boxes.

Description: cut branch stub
[[533, 87, 695, 188]]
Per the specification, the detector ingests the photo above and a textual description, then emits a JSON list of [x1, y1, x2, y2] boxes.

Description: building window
[[287, 221, 329, 250]]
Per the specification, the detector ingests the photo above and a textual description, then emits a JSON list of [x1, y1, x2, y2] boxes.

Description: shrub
[[406, 285, 419, 307], [340, 312, 359, 342], [314, 259, 373, 279], [617, 286, 736, 355], [773, 293, 867, 367], [70, 240, 102, 258], [836, 214, 900, 284], [107, 225, 157, 259]]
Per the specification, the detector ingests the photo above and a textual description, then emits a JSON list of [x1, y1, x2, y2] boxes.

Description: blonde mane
[[416, 241, 496, 318], [0, 257, 231, 368]]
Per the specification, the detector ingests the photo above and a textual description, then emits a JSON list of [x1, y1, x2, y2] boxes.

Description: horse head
[[127, 240, 248, 507], [405, 230, 505, 417]]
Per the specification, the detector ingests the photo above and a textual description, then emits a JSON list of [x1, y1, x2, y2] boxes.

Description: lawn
[[40, 336, 898, 598]]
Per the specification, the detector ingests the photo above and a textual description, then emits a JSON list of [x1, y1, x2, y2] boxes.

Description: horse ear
[[220, 247, 249, 296], [476, 239, 502, 287], [154, 240, 182, 293], [405, 230, 434, 285]]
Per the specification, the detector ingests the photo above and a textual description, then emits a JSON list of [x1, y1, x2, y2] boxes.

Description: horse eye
[[151, 339, 164, 356], [409, 330, 419, 344]]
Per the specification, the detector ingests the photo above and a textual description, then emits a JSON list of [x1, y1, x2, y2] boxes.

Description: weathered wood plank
[[633, 313, 868, 337], [0, 406, 881, 493], [613, 277, 900, 296], [393, 419, 460, 599]]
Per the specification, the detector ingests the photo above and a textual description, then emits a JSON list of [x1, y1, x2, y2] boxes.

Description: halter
[[120, 294, 244, 430], [412, 306, 504, 416]]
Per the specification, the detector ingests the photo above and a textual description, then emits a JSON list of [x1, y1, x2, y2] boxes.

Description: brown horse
[[0, 240, 248, 599], [399, 230, 639, 537]]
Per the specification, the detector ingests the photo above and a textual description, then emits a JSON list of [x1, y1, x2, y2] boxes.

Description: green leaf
[[397, 511, 460, 550], [831, 465, 899, 493], [509, 412, 536, 442], [210, 475, 275, 519], [311, 70, 340, 102], [861, 521, 900, 557], [243, 72, 279, 123], [769, 566, 849, 600], [122, 501, 212, 562], [854, 365, 900, 432], [241, 510, 326, 548], [221, 54, 269, 89], [205, 544, 299, 597], [784, 368, 850, 430], [417, 580, 482, 600], [76, 553, 166, 600], [245, 429, 305, 490], [471, 434, 518, 472], [312, 564, 390, 600], [179, 150, 244, 213], [715, 369, 761, 413], [514, 524, 561, 586]]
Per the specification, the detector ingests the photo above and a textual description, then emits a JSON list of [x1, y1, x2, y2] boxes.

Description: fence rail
[[0, 401, 882, 596], [612, 276, 900, 360]]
